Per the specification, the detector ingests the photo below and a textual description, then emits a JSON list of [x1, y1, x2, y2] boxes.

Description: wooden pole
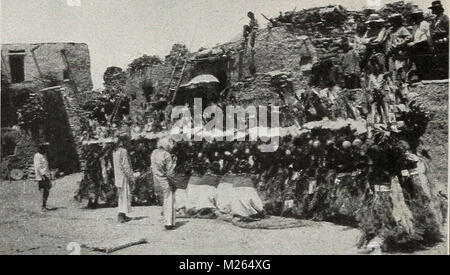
[[1, 54, 11, 81], [30, 45, 44, 80]]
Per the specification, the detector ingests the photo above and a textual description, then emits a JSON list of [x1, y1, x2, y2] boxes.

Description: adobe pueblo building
[[1, 42, 93, 179]]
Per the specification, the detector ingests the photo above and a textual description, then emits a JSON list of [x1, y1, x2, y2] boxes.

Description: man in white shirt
[[408, 8, 434, 80], [34, 143, 52, 212]]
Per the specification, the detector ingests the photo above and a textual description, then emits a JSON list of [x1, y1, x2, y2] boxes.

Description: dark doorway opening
[[9, 51, 25, 83], [63, 69, 70, 81], [142, 80, 154, 102]]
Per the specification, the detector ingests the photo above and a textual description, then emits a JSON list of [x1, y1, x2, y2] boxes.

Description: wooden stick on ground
[[82, 238, 148, 254]]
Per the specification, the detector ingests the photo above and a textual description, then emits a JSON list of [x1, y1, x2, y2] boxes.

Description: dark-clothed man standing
[[430, 1, 449, 41], [429, 0, 449, 78], [244, 11, 259, 49]]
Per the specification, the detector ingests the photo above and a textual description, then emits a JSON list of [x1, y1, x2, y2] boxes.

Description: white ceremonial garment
[[229, 173, 264, 218], [185, 175, 218, 212], [231, 186, 264, 217], [113, 147, 134, 214], [216, 176, 235, 214]]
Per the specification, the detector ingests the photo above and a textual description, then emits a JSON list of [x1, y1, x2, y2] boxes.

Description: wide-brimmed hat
[[429, 1, 444, 10], [388, 13, 403, 21], [365, 14, 385, 24], [411, 7, 424, 15]]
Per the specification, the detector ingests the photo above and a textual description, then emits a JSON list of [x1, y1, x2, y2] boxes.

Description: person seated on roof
[[362, 14, 389, 73]]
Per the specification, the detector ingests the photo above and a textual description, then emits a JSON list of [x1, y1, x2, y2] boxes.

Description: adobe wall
[[1, 42, 93, 92]]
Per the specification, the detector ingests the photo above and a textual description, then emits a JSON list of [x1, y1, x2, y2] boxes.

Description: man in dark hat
[[429, 1, 449, 78], [34, 142, 52, 212], [429, 0, 449, 41]]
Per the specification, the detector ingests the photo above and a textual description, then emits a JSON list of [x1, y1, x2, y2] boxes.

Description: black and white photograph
[[0, 0, 449, 257]]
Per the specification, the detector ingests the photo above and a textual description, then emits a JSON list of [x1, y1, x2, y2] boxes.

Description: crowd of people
[[306, 1, 449, 134], [312, 1, 448, 88]]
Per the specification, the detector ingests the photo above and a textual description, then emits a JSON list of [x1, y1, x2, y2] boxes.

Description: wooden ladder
[[167, 55, 188, 104], [110, 96, 123, 123]]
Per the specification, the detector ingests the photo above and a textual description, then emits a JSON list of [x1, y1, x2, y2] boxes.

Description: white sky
[[1, 0, 433, 88]]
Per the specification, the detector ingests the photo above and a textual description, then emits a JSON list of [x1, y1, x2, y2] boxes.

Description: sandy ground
[[0, 173, 447, 255]]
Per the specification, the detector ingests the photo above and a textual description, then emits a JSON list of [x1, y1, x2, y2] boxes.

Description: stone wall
[[0, 128, 36, 179], [127, 27, 314, 120], [410, 81, 449, 194], [128, 63, 183, 120], [40, 85, 85, 173]]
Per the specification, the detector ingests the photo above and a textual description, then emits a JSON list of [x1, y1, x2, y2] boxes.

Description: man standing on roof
[[429, 1, 449, 42], [410, 8, 433, 48], [408, 8, 433, 80], [429, 0, 449, 78], [340, 37, 361, 89], [243, 11, 259, 75], [386, 13, 411, 84], [362, 14, 389, 73], [243, 11, 259, 50]]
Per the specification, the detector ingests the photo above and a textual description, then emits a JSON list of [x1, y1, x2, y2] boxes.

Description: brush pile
[[76, 137, 160, 207]]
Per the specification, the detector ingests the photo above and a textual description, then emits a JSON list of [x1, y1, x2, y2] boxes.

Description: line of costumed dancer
[[170, 121, 444, 251]]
